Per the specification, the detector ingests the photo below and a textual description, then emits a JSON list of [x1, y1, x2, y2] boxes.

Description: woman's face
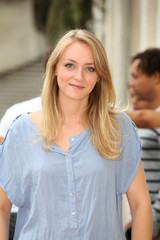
[[55, 41, 98, 104]]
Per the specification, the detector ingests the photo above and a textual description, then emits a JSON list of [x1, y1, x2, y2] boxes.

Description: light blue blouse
[[0, 112, 141, 240]]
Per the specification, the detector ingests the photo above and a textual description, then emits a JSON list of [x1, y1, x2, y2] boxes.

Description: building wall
[[0, 0, 48, 73], [92, 0, 160, 106], [0, 0, 48, 117], [130, 0, 160, 54], [0, 58, 44, 118]]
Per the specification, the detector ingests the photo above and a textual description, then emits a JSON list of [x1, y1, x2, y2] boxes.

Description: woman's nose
[[74, 68, 84, 81]]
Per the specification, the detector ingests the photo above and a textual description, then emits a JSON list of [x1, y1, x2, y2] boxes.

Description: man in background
[[126, 47, 160, 128], [126, 48, 160, 240]]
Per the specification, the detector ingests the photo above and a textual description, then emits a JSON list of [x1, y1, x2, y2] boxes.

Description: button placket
[[65, 154, 78, 228]]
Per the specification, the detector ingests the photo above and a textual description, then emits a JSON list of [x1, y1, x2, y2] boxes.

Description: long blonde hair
[[41, 29, 122, 160]]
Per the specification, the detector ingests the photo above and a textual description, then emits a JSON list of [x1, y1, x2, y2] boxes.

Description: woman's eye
[[65, 63, 74, 68], [86, 67, 95, 72]]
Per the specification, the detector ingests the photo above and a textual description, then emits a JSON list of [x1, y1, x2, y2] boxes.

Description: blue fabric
[[0, 112, 141, 240]]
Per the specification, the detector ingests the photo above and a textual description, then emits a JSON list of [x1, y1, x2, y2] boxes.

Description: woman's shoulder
[[0, 113, 28, 146], [115, 110, 138, 137], [9, 112, 29, 130], [6, 110, 42, 136], [115, 110, 133, 125], [29, 110, 43, 131], [0, 111, 42, 147]]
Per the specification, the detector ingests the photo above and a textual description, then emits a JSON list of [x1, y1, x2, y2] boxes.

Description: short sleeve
[[0, 118, 28, 207], [116, 113, 141, 194]]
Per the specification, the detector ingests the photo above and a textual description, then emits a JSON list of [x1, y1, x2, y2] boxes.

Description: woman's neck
[[59, 97, 88, 125]]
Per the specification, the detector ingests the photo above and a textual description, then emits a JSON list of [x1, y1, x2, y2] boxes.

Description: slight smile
[[69, 83, 85, 90]]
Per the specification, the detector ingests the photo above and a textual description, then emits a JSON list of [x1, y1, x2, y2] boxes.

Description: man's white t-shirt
[[0, 96, 41, 138]]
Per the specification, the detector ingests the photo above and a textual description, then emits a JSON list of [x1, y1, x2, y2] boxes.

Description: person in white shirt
[[0, 96, 41, 142], [126, 47, 160, 240]]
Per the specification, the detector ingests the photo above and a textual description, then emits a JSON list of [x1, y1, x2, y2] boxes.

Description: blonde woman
[[0, 29, 152, 240]]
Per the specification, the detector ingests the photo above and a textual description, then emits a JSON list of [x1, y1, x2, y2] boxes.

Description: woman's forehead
[[58, 42, 95, 63]]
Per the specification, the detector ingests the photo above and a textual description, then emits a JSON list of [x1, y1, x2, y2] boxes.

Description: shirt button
[[72, 211, 76, 215], [71, 137, 75, 142], [70, 192, 74, 196], [69, 172, 72, 176]]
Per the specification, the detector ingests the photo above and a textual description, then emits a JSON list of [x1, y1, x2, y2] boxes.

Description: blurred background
[[0, 0, 160, 118]]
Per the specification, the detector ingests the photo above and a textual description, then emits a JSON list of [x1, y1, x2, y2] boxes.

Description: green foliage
[[33, 0, 92, 44]]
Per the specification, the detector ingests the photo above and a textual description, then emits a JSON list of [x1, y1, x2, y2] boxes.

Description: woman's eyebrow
[[63, 59, 95, 65]]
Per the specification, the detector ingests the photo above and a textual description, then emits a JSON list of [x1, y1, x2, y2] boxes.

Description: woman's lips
[[69, 83, 85, 90]]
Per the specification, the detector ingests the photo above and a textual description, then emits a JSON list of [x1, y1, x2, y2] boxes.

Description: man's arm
[[126, 110, 160, 128]]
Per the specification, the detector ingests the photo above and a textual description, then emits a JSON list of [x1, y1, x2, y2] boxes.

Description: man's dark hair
[[131, 48, 160, 76]]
